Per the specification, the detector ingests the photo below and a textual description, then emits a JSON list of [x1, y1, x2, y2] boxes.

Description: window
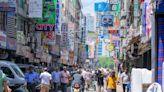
[[1, 67, 14, 78], [11, 65, 24, 78]]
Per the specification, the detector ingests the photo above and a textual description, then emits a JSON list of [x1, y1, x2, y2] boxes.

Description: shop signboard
[[157, 15, 164, 86], [61, 23, 68, 47], [0, 0, 16, 11], [101, 15, 114, 27], [94, 2, 110, 12], [35, 0, 56, 31], [16, 31, 25, 44], [6, 37, 16, 50], [28, 0, 42, 18], [55, 0, 61, 34], [0, 31, 6, 49]]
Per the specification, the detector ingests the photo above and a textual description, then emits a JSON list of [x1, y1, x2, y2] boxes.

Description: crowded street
[[0, 0, 164, 92]]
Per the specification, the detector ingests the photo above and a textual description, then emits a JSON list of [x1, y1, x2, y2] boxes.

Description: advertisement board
[[101, 15, 114, 27], [35, 0, 56, 31], [6, 37, 16, 50], [28, 0, 43, 18], [0, 0, 16, 11], [94, 2, 110, 12], [0, 31, 6, 49]]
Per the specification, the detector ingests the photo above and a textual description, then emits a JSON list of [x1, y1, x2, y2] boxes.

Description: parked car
[[0, 60, 28, 92]]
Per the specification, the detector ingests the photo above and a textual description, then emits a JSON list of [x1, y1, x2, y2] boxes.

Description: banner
[[94, 2, 110, 12], [28, 0, 42, 18], [0, 0, 16, 11], [0, 31, 6, 49], [6, 37, 16, 50], [101, 15, 114, 27], [35, 0, 56, 31]]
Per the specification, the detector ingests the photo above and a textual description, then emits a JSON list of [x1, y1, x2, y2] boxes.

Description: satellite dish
[[146, 83, 162, 92]]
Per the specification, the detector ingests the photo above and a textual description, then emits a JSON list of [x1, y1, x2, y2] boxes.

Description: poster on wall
[[28, 0, 43, 18], [0, 31, 6, 49]]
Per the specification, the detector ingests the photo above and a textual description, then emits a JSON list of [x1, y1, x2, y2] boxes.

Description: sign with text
[[34, 0, 56, 31], [108, 30, 119, 34], [0, 0, 16, 11], [28, 0, 42, 18], [101, 15, 114, 27], [94, 2, 110, 12], [35, 24, 55, 31]]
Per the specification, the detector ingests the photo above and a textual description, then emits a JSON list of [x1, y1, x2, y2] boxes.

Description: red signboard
[[108, 30, 119, 34]]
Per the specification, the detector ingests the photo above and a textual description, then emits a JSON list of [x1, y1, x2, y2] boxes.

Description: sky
[[81, 0, 106, 15]]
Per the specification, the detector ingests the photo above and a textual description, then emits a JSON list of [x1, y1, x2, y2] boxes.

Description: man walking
[[51, 68, 61, 92], [121, 68, 130, 92], [25, 66, 39, 92], [40, 68, 52, 92], [60, 66, 70, 92]]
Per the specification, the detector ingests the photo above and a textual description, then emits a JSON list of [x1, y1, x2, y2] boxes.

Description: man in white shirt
[[121, 68, 130, 92], [40, 68, 52, 92]]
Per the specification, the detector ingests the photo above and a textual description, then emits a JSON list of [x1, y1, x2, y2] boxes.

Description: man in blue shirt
[[25, 66, 39, 92], [51, 68, 61, 92]]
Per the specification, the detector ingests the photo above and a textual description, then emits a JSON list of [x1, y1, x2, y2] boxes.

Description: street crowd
[[0, 65, 130, 92]]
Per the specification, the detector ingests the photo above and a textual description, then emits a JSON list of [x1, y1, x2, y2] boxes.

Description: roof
[[0, 60, 16, 65]]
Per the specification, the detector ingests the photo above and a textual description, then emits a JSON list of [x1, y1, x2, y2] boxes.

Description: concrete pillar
[[151, 12, 156, 82]]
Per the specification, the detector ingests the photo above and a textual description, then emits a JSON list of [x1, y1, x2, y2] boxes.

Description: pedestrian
[[85, 70, 92, 91], [121, 68, 130, 92], [60, 66, 70, 92], [106, 71, 117, 92], [51, 68, 61, 92], [40, 68, 52, 92], [0, 70, 11, 92], [25, 66, 39, 92], [96, 70, 104, 92]]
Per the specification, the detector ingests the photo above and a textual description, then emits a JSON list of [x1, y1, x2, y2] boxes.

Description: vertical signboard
[[157, 15, 164, 86], [35, 0, 56, 31]]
